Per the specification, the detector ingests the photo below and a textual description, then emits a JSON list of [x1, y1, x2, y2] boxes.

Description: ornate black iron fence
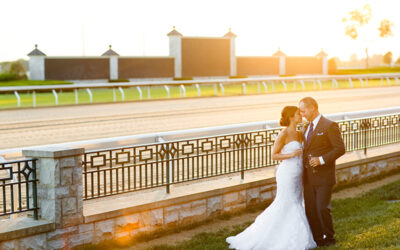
[[0, 159, 38, 219], [82, 113, 400, 200]]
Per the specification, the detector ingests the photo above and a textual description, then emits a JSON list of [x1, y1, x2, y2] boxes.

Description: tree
[[328, 58, 338, 74], [343, 4, 394, 68], [9, 60, 27, 80], [383, 52, 392, 65]]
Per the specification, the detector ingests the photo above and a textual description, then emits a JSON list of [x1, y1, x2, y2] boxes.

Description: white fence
[[1, 106, 399, 160], [1, 73, 400, 107]]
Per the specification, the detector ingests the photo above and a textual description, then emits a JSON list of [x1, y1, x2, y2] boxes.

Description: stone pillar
[[109, 56, 118, 80], [273, 48, 286, 76], [279, 56, 286, 75], [22, 147, 84, 229], [28, 45, 46, 80], [29, 57, 45, 80], [316, 49, 328, 75], [229, 38, 236, 76], [169, 36, 182, 78], [101, 45, 119, 80], [322, 56, 328, 75], [167, 27, 183, 78], [223, 28, 237, 77]]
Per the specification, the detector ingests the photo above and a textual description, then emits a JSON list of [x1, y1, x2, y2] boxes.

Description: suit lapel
[[305, 116, 325, 151]]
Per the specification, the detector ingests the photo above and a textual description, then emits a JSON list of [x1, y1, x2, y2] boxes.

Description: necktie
[[306, 122, 314, 145]]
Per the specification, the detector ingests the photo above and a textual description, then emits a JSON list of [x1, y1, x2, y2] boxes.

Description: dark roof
[[102, 45, 119, 56], [273, 48, 286, 57], [223, 28, 237, 38], [167, 26, 183, 36], [316, 49, 328, 57], [27, 44, 46, 56]]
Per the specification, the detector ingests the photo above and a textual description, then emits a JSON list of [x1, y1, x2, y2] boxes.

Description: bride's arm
[[272, 131, 299, 161]]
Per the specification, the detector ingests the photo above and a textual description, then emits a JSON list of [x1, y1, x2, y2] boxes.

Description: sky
[[1, 0, 399, 62]]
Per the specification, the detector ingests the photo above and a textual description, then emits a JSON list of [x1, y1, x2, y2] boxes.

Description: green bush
[[229, 75, 248, 79], [108, 79, 130, 83], [336, 66, 400, 75], [173, 77, 193, 81], [0, 73, 18, 82]]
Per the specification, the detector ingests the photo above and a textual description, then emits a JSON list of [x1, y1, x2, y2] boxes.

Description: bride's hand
[[290, 149, 302, 158]]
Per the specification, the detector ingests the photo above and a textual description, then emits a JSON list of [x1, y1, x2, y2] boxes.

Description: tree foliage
[[342, 4, 393, 40], [342, 4, 372, 40], [383, 52, 392, 65], [378, 19, 394, 38], [328, 58, 338, 74], [9, 60, 27, 80], [342, 4, 394, 68]]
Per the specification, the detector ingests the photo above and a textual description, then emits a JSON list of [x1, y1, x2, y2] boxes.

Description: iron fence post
[[364, 121, 367, 155], [32, 160, 38, 220], [166, 143, 170, 194], [362, 119, 370, 156], [241, 134, 245, 179]]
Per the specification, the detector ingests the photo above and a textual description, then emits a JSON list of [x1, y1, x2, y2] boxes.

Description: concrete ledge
[[84, 176, 276, 223], [0, 218, 55, 241], [23, 147, 84, 158], [337, 151, 400, 170]]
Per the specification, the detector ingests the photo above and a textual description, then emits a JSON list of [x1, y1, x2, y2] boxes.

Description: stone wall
[[0, 149, 399, 249], [118, 57, 175, 79], [285, 57, 323, 75], [45, 58, 110, 80], [236, 56, 280, 76], [181, 37, 231, 77], [335, 151, 400, 185]]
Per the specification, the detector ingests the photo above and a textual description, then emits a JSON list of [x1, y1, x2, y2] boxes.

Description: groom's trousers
[[304, 182, 335, 242]]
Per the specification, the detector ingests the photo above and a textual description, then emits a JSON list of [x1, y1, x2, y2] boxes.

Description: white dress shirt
[[305, 113, 325, 165]]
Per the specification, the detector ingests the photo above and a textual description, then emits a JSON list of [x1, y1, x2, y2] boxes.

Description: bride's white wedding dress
[[226, 141, 317, 250]]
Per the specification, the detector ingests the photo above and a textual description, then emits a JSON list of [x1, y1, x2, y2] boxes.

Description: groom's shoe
[[315, 239, 325, 247], [321, 238, 336, 246]]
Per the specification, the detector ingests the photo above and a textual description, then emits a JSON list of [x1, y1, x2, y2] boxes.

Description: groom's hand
[[309, 157, 321, 167]]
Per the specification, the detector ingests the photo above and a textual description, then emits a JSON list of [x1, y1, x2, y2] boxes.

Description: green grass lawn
[[0, 80, 72, 86], [1, 79, 399, 109], [336, 66, 400, 75], [143, 179, 400, 250]]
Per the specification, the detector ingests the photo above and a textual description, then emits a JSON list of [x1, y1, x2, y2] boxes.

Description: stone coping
[[337, 150, 400, 170], [84, 143, 400, 223], [0, 217, 55, 241], [84, 168, 276, 223], [23, 147, 84, 158]]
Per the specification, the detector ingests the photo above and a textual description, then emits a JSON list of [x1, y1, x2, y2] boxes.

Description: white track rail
[[1, 106, 399, 160]]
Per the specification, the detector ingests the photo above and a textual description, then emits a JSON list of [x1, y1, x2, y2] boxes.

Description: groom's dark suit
[[302, 115, 345, 245]]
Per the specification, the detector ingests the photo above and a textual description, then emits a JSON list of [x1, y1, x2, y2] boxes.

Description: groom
[[299, 97, 345, 247]]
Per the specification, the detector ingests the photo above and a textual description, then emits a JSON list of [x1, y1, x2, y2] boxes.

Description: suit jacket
[[302, 116, 346, 186]]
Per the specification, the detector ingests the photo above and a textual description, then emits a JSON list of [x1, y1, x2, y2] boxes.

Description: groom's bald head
[[299, 97, 318, 110], [299, 97, 319, 122]]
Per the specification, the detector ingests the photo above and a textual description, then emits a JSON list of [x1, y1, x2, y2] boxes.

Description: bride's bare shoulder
[[276, 128, 288, 141], [279, 128, 288, 136]]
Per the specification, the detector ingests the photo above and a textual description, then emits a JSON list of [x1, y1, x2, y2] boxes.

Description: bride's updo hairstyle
[[280, 106, 298, 127]]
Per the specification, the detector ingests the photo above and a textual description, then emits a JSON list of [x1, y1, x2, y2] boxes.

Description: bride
[[226, 106, 317, 250]]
